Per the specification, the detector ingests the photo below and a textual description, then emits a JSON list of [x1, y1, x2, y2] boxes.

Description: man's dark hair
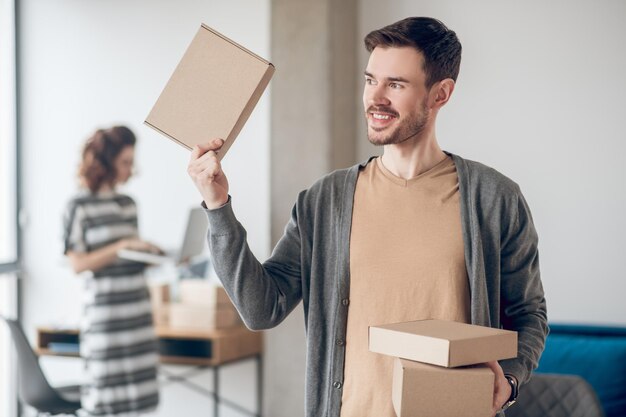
[[364, 17, 462, 88]]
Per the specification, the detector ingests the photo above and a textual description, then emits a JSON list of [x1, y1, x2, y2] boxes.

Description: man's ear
[[429, 78, 455, 109]]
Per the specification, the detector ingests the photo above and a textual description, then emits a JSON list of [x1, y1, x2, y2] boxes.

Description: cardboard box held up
[[145, 24, 275, 160], [369, 319, 517, 417]]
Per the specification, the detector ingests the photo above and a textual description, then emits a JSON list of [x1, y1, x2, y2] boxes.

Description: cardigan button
[[333, 381, 342, 389], [342, 298, 349, 306], [336, 339, 344, 346]]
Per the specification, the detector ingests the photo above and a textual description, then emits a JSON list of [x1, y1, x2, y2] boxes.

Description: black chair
[[0, 316, 81, 416], [506, 373, 605, 417]]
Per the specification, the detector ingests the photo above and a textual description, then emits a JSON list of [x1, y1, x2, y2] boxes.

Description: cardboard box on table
[[148, 283, 171, 326], [148, 283, 170, 306], [179, 279, 232, 307], [170, 280, 242, 329], [152, 304, 170, 326], [369, 319, 517, 417], [169, 303, 241, 329]]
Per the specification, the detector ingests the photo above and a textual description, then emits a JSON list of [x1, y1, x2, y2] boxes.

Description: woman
[[63, 126, 160, 416]]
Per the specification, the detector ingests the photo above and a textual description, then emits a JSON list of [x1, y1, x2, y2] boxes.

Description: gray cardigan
[[204, 153, 548, 417]]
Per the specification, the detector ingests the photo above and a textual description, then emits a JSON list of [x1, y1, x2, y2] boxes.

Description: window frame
[[0, 0, 21, 416]]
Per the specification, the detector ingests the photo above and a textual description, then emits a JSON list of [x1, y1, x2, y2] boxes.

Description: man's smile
[[367, 109, 398, 130]]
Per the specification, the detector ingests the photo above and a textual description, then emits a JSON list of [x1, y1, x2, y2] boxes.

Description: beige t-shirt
[[340, 156, 470, 417]]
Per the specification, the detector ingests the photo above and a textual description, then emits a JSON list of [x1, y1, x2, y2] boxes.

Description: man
[[187, 17, 547, 417]]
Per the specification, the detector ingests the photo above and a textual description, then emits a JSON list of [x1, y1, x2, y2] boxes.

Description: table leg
[[257, 354, 263, 417], [214, 364, 220, 417]]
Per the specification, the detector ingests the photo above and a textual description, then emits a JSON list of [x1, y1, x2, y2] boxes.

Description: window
[[0, 0, 19, 416], [0, 274, 18, 417], [0, 0, 17, 265]]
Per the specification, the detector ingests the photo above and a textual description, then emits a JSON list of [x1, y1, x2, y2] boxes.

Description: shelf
[[37, 324, 262, 366]]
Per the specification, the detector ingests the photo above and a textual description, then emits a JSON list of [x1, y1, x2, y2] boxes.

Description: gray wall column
[[267, 0, 358, 415]]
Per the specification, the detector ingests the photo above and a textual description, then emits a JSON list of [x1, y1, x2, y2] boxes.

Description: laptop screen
[[178, 208, 209, 263]]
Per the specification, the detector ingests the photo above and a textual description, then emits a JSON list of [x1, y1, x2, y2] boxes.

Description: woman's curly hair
[[79, 126, 136, 193]]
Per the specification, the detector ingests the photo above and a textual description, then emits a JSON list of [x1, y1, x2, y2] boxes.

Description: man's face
[[363, 46, 431, 146]]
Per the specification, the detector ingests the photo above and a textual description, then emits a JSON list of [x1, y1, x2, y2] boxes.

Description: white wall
[[358, 0, 626, 325], [19, 0, 270, 415]]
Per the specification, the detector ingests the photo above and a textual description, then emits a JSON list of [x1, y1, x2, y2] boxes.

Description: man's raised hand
[[188, 138, 229, 209]]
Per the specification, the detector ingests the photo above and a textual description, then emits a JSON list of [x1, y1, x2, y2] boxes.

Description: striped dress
[[63, 191, 160, 416]]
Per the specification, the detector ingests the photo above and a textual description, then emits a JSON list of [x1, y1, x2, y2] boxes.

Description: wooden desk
[[37, 325, 263, 417]]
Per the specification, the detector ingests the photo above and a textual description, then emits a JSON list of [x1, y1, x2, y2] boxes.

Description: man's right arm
[[188, 140, 303, 330]]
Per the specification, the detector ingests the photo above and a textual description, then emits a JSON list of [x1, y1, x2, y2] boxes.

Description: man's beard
[[366, 103, 429, 146]]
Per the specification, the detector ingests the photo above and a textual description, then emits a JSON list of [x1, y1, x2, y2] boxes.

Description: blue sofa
[[535, 323, 626, 417]]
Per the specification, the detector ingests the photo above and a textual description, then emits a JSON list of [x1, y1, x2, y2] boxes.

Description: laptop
[[118, 207, 208, 265]]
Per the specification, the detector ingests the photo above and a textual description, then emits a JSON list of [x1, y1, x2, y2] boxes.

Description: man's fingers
[[190, 139, 225, 161], [187, 152, 222, 181], [199, 163, 222, 182], [188, 149, 221, 179], [191, 145, 203, 160], [211, 138, 225, 147], [486, 361, 503, 376]]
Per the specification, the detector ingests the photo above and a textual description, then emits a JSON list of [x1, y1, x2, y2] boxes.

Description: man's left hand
[[485, 361, 511, 416]]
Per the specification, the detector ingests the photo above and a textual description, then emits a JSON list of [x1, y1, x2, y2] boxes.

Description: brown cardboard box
[[369, 319, 517, 367], [178, 280, 231, 306], [148, 283, 170, 306], [152, 303, 170, 326], [392, 358, 494, 417], [145, 24, 275, 160], [169, 304, 241, 329]]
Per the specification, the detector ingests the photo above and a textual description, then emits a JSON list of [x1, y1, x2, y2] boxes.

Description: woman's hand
[[118, 238, 163, 254], [67, 236, 162, 274]]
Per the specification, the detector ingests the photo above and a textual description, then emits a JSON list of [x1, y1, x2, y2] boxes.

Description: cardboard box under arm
[[369, 320, 518, 417], [369, 319, 517, 367], [145, 24, 275, 160], [392, 358, 494, 417]]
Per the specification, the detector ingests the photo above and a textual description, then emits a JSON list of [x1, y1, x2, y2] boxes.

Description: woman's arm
[[67, 238, 161, 274]]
